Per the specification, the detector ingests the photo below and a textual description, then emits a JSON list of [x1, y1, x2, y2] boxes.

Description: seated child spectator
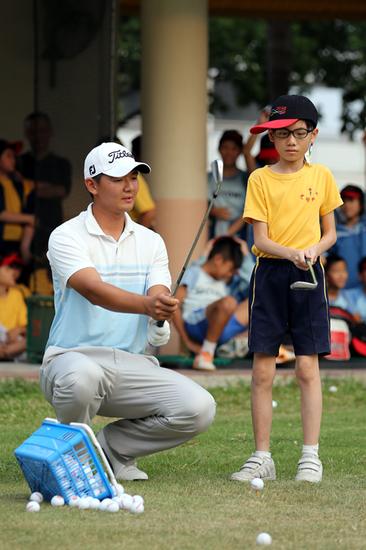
[[0, 253, 28, 360], [208, 130, 248, 238], [172, 236, 248, 371], [330, 185, 366, 289], [325, 254, 354, 311], [344, 256, 366, 323]]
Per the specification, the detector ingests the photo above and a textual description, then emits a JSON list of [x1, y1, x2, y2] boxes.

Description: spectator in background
[[344, 256, 366, 322], [330, 185, 366, 289], [172, 237, 248, 371], [130, 135, 157, 230], [325, 254, 354, 311], [0, 139, 34, 262], [208, 130, 248, 238], [243, 107, 279, 174], [18, 112, 72, 262], [0, 253, 27, 360]]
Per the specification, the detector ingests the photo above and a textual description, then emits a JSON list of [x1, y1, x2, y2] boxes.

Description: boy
[[208, 130, 248, 238], [173, 236, 248, 371], [0, 253, 27, 360], [230, 95, 343, 483]]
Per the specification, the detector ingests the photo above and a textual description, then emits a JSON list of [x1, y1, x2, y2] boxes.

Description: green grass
[[0, 377, 365, 550]]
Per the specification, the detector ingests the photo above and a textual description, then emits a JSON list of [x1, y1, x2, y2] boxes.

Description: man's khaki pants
[[40, 346, 216, 462]]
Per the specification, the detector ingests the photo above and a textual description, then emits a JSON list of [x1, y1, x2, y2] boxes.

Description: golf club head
[[211, 159, 223, 184], [290, 281, 318, 291]]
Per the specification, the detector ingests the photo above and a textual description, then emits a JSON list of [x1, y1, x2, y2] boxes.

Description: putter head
[[290, 259, 318, 290], [211, 159, 223, 184], [290, 281, 318, 290]]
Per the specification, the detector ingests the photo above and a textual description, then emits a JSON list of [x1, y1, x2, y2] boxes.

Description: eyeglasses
[[272, 128, 312, 140]]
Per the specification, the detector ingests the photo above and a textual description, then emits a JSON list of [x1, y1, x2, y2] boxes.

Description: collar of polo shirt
[[85, 204, 135, 239]]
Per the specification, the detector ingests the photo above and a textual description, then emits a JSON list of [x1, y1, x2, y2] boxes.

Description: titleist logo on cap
[[107, 149, 133, 164]]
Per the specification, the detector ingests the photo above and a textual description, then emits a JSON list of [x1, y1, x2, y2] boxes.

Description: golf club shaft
[[156, 175, 223, 327], [306, 259, 317, 284]]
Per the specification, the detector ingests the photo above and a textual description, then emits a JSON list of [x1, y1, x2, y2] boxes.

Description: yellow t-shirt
[[0, 287, 27, 330], [243, 163, 343, 258], [0, 175, 34, 241], [130, 174, 155, 221]]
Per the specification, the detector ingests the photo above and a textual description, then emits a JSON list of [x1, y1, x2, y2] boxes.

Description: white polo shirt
[[46, 204, 171, 354]]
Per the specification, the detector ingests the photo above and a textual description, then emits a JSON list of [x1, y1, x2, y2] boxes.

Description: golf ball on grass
[[26, 501, 40, 513], [29, 492, 43, 503], [272, 400, 278, 408], [256, 532, 272, 546], [329, 385, 338, 393], [51, 495, 65, 507], [120, 493, 134, 510], [89, 498, 101, 510], [68, 495, 80, 508], [251, 478, 264, 493], [107, 501, 120, 513], [115, 483, 125, 496], [99, 498, 113, 511], [78, 497, 90, 510]]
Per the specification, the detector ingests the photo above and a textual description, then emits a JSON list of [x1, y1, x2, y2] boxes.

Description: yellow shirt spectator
[[0, 287, 27, 330]]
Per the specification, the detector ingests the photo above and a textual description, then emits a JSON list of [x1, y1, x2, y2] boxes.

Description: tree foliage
[[118, 16, 366, 135]]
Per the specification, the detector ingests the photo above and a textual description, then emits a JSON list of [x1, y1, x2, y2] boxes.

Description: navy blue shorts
[[248, 258, 330, 356]]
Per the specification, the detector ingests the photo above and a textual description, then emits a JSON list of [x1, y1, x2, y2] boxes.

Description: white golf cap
[[84, 142, 151, 179]]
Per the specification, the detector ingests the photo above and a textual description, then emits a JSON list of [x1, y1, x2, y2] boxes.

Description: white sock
[[302, 444, 319, 457], [254, 450, 271, 459], [201, 339, 216, 355]]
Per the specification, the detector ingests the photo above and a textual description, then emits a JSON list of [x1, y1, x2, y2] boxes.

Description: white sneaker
[[96, 430, 148, 481], [230, 454, 276, 481], [295, 454, 323, 483], [193, 351, 216, 371]]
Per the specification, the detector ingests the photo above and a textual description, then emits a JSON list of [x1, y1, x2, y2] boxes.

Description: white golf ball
[[132, 495, 144, 506], [68, 495, 80, 507], [78, 497, 90, 510], [129, 500, 144, 514], [29, 491, 43, 503], [26, 501, 40, 512], [272, 400, 278, 408], [120, 493, 134, 510], [256, 532, 272, 545], [89, 498, 101, 510], [51, 495, 65, 507], [99, 498, 113, 511], [107, 501, 120, 513], [115, 483, 125, 496], [251, 478, 264, 491], [329, 385, 338, 393]]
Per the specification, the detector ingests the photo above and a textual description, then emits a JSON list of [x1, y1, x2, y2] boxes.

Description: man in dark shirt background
[[18, 112, 72, 262]]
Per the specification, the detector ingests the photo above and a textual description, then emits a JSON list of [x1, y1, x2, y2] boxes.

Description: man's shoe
[[295, 454, 323, 483], [230, 454, 276, 481], [96, 429, 148, 481], [193, 351, 216, 371]]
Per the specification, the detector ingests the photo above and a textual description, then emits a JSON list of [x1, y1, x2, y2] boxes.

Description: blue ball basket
[[14, 418, 118, 503]]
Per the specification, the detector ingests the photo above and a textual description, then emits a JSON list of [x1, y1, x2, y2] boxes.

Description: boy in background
[[330, 185, 366, 289], [208, 130, 248, 238], [0, 253, 27, 360], [173, 236, 248, 371], [230, 95, 342, 483]]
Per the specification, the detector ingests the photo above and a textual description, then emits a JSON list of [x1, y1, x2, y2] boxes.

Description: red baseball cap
[[250, 95, 318, 134], [0, 252, 24, 268]]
